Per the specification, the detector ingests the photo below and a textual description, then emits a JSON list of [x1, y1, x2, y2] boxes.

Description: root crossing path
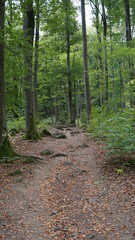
[[0, 127, 135, 240]]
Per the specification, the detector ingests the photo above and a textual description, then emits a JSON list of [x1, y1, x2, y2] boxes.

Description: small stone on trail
[[0, 218, 8, 226], [64, 161, 73, 166], [51, 153, 67, 158], [87, 233, 96, 239], [79, 170, 87, 175], [52, 210, 57, 215], [52, 133, 67, 139], [40, 149, 54, 156]]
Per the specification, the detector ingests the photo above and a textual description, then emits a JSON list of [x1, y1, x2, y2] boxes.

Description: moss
[[8, 169, 22, 176], [42, 129, 51, 136], [0, 136, 14, 159], [40, 149, 54, 156], [23, 157, 34, 164], [52, 133, 67, 139], [26, 115, 40, 140]]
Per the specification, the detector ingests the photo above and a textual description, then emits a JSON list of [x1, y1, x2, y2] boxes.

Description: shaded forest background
[[0, 0, 135, 163]]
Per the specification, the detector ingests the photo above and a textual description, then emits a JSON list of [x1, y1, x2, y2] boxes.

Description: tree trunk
[[119, 61, 124, 109], [81, 0, 91, 123], [102, 0, 109, 103], [55, 87, 58, 123], [33, 0, 39, 118], [124, 0, 132, 45], [65, 0, 73, 124], [124, 0, 134, 107], [23, 0, 39, 139], [95, 0, 103, 107], [0, 0, 13, 157]]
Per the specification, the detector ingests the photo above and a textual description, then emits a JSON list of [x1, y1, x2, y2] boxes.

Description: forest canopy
[[0, 0, 135, 159]]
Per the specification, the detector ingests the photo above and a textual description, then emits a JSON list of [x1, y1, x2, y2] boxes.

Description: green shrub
[[8, 117, 26, 132], [88, 108, 135, 158]]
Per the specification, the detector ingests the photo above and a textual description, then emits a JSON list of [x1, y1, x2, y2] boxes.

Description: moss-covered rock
[[0, 136, 14, 159], [42, 129, 51, 136], [52, 133, 67, 139], [40, 149, 54, 156]]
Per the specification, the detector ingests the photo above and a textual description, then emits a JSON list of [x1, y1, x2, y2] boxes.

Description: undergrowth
[[88, 107, 135, 164]]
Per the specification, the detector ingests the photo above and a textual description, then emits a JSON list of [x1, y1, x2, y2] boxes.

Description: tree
[[23, 0, 39, 139], [81, 0, 91, 122], [0, 0, 13, 158], [33, 0, 39, 118], [65, 0, 73, 124]]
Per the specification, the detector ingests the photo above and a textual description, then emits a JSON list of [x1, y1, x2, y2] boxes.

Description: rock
[[71, 131, 80, 134], [54, 227, 61, 232], [83, 143, 89, 147], [56, 125, 64, 130], [87, 234, 96, 239], [52, 210, 57, 215], [52, 133, 67, 139], [42, 129, 51, 136], [16, 178, 23, 182], [0, 218, 8, 226], [51, 153, 67, 158], [40, 149, 54, 156], [9, 128, 18, 136], [79, 170, 87, 175], [64, 161, 73, 166]]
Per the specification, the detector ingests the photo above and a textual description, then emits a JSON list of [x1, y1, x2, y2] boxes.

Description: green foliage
[[8, 117, 26, 132], [23, 157, 34, 164], [88, 108, 135, 158], [8, 169, 22, 176], [80, 110, 87, 127]]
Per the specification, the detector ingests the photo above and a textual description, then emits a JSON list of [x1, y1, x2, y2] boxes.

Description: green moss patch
[[8, 170, 22, 176], [40, 149, 54, 156], [0, 136, 14, 159]]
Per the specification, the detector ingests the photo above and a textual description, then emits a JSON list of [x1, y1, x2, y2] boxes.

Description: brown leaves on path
[[0, 127, 135, 240]]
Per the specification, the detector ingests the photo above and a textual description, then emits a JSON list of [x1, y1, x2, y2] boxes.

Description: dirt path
[[0, 127, 135, 240]]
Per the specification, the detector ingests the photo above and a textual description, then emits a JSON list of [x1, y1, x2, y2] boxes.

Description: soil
[[0, 127, 135, 240]]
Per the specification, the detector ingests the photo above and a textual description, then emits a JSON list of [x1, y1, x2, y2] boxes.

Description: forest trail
[[0, 127, 135, 240]]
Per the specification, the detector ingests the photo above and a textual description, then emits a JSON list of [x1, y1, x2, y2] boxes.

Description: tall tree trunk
[[81, 0, 91, 123], [102, 1, 109, 104], [23, 0, 39, 139], [95, 0, 103, 107], [124, 0, 131, 45], [55, 87, 58, 123], [65, 0, 73, 124], [0, 0, 13, 157], [119, 61, 124, 109], [0, 0, 6, 147], [33, 0, 39, 118], [124, 0, 134, 107]]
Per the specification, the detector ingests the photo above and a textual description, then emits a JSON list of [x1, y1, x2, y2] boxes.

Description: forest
[[0, 0, 135, 160], [0, 0, 135, 239]]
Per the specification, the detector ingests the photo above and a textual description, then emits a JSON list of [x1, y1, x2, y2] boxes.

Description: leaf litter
[[0, 127, 135, 240]]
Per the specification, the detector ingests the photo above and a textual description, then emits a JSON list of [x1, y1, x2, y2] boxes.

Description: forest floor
[[0, 126, 135, 240]]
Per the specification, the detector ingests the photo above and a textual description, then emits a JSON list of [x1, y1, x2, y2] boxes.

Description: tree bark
[[81, 0, 91, 123], [124, 0, 132, 45], [0, 0, 13, 157], [33, 0, 39, 118], [124, 0, 134, 107], [65, 0, 73, 124], [102, 0, 109, 103], [23, 0, 39, 139], [0, 0, 6, 147], [95, 0, 103, 107]]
